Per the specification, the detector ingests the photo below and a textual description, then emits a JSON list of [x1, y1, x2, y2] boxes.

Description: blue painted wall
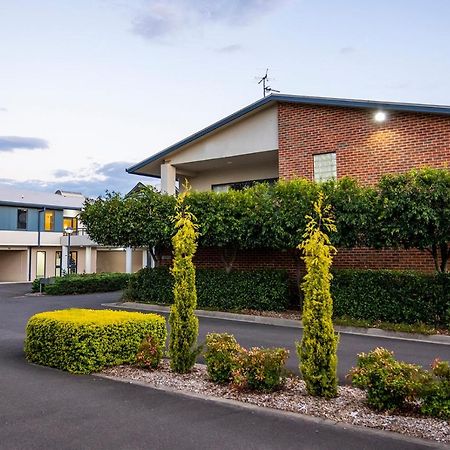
[[0, 206, 66, 232]]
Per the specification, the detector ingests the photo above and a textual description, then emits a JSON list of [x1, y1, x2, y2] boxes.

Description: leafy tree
[[169, 187, 200, 373], [297, 193, 339, 398], [376, 168, 450, 272]]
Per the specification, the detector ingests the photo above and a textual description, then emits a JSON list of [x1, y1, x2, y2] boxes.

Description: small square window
[[314, 153, 337, 182]]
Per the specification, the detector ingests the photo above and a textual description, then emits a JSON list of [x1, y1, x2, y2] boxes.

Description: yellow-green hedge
[[24, 309, 166, 374]]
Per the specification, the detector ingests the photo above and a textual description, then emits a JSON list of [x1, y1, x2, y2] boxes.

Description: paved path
[[0, 284, 447, 449]]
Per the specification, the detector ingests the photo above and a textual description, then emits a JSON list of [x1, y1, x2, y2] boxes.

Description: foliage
[[80, 168, 450, 273], [331, 270, 450, 326], [375, 168, 450, 272], [32, 273, 131, 295], [349, 348, 426, 411], [169, 188, 200, 373], [81, 187, 175, 265], [135, 335, 164, 370], [204, 333, 242, 383], [297, 193, 339, 398], [420, 359, 450, 419], [125, 267, 290, 312], [24, 309, 166, 374], [232, 347, 289, 392]]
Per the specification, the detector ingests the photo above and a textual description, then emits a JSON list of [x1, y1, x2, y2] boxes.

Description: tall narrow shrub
[[169, 188, 200, 373], [297, 193, 339, 398]]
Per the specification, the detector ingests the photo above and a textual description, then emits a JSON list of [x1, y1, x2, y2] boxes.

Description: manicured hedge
[[24, 308, 166, 374], [331, 270, 450, 327], [125, 267, 290, 311], [32, 273, 131, 295]]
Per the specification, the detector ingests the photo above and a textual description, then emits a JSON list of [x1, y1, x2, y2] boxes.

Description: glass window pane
[[17, 209, 27, 230], [36, 251, 46, 279], [314, 153, 337, 182], [44, 211, 54, 231]]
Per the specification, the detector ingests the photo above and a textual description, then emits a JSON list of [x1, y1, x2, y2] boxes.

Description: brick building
[[127, 94, 450, 273]]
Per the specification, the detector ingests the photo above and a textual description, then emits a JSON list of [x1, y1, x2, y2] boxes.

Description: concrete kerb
[[94, 372, 447, 450], [102, 301, 450, 346]]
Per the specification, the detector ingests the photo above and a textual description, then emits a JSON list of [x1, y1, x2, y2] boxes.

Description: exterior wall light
[[374, 111, 387, 123]]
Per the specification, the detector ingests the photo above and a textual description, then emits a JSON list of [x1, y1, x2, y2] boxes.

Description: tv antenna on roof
[[256, 68, 280, 97]]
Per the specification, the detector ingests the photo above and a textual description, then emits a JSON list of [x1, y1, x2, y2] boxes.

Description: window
[[212, 178, 278, 192], [55, 250, 78, 276], [17, 209, 27, 230], [36, 251, 46, 279], [63, 217, 78, 232], [313, 153, 337, 182], [44, 210, 55, 231]]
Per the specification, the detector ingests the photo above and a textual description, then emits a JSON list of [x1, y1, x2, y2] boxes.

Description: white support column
[[85, 246, 92, 274], [61, 246, 69, 274], [161, 162, 176, 195], [142, 249, 148, 269], [125, 247, 133, 274]]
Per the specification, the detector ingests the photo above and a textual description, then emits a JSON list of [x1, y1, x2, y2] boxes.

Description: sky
[[1, 0, 449, 197]]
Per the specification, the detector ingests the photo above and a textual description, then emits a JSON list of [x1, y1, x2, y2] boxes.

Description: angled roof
[[127, 93, 450, 176], [0, 185, 85, 209]]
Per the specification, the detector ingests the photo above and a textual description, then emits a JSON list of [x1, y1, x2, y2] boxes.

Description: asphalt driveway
[[0, 284, 447, 449]]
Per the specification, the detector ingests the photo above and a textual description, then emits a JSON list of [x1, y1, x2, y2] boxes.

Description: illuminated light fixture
[[374, 111, 387, 123]]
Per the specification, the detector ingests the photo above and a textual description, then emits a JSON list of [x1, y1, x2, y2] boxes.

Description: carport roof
[[0, 185, 85, 209], [127, 93, 450, 176]]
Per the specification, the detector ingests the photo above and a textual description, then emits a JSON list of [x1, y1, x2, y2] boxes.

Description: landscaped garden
[[25, 174, 450, 443]]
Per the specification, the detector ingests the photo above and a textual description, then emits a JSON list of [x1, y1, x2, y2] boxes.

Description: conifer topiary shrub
[[297, 193, 339, 398], [24, 309, 166, 374], [169, 188, 200, 373]]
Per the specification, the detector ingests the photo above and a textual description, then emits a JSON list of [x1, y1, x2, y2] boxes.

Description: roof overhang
[[127, 93, 450, 178]]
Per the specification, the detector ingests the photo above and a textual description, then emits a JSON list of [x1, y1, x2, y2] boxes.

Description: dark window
[[212, 177, 278, 192], [17, 209, 27, 230]]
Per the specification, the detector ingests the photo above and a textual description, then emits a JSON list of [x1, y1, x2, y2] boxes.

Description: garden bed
[[101, 360, 449, 444]]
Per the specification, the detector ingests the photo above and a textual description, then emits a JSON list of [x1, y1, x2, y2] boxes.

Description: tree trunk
[[148, 247, 162, 268], [220, 248, 237, 273], [429, 244, 440, 273], [440, 243, 449, 273]]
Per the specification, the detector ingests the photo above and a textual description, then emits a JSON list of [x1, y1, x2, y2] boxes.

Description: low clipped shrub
[[125, 267, 290, 311], [349, 348, 450, 418], [204, 333, 242, 383], [232, 347, 289, 392], [332, 270, 450, 327], [420, 359, 450, 419], [32, 273, 131, 295], [135, 335, 164, 370], [349, 348, 425, 411], [24, 309, 166, 374]]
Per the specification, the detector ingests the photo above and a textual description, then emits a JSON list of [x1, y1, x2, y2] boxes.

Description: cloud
[[340, 47, 356, 55], [216, 44, 242, 53], [0, 161, 158, 198], [132, 0, 288, 39], [0, 107, 7, 112], [0, 136, 49, 152]]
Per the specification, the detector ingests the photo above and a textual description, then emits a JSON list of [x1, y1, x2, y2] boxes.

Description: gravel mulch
[[102, 361, 449, 443]]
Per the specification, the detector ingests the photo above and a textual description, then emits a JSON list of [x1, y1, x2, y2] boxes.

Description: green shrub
[[125, 267, 290, 312], [204, 333, 242, 383], [297, 193, 339, 399], [232, 347, 289, 392], [135, 335, 164, 370], [420, 359, 450, 419], [169, 188, 200, 374], [349, 348, 429, 412], [32, 273, 131, 295], [332, 270, 450, 327], [24, 309, 166, 374]]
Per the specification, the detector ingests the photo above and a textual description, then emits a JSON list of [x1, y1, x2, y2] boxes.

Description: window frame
[[44, 210, 55, 231], [313, 152, 337, 182]]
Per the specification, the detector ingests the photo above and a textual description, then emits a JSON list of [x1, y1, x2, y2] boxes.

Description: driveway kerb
[[102, 301, 450, 346], [94, 372, 447, 449]]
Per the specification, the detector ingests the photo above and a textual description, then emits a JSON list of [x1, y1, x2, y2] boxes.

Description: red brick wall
[[276, 102, 449, 273], [278, 102, 450, 184]]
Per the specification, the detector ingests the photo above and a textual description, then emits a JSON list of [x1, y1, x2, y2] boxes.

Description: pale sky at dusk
[[1, 0, 449, 196]]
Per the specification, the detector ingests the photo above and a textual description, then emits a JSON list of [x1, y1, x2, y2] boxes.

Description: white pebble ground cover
[[102, 361, 449, 444]]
